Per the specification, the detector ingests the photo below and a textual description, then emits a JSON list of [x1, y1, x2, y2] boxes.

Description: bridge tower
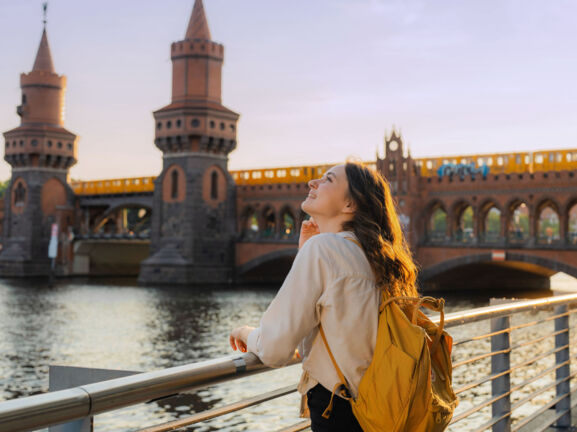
[[139, 0, 239, 284], [0, 17, 78, 276], [377, 128, 420, 246]]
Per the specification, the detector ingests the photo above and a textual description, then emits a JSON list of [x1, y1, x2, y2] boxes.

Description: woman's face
[[301, 164, 353, 219]]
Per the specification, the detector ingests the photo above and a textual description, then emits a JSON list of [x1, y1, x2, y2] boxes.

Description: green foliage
[[485, 208, 501, 233], [0, 180, 10, 198], [460, 207, 473, 229], [431, 208, 447, 232]]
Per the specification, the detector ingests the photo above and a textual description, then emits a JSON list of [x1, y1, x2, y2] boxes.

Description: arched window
[[569, 203, 577, 245], [428, 207, 447, 243], [171, 169, 179, 199], [483, 207, 501, 243], [537, 205, 560, 245], [14, 182, 26, 204], [508, 202, 529, 244], [211, 171, 218, 200], [280, 208, 295, 238], [456, 206, 474, 243], [262, 208, 276, 238]]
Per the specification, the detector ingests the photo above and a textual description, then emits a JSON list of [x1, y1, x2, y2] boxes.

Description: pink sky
[[1, 0, 576, 181]]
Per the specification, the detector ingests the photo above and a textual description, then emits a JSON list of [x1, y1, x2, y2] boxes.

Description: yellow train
[[71, 176, 155, 196], [71, 148, 577, 196], [415, 149, 577, 177]]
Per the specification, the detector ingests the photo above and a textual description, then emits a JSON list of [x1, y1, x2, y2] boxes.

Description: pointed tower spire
[[32, 18, 55, 73], [185, 0, 212, 40]]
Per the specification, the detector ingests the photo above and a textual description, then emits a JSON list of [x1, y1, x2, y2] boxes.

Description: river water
[[0, 278, 574, 431]]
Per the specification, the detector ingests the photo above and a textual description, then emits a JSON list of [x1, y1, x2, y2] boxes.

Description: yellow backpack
[[319, 294, 458, 431]]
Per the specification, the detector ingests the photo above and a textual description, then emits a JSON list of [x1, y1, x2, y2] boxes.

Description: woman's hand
[[299, 217, 319, 249], [229, 325, 255, 353]]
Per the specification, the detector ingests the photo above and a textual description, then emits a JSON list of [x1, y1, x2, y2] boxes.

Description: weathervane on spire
[[42, 2, 48, 27]]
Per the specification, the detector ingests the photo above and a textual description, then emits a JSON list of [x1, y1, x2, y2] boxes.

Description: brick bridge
[[67, 134, 577, 290], [2, 0, 576, 289]]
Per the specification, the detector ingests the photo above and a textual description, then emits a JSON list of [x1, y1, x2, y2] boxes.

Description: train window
[[504, 156, 509, 164], [556, 153, 562, 162], [536, 154, 543, 163], [461, 158, 467, 164], [452, 159, 457, 164], [525, 155, 530, 164], [276, 169, 287, 177], [242, 172, 250, 180], [516, 155, 521, 164], [264, 170, 274, 178], [487, 157, 493, 166], [290, 169, 300, 176], [549, 153, 554, 162], [251, 172, 262, 179], [478, 158, 485, 166], [497, 157, 503, 166], [567, 154, 572, 162], [426, 161, 433, 169]]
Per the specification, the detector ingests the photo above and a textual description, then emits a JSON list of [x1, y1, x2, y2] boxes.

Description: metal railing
[[0, 294, 576, 432]]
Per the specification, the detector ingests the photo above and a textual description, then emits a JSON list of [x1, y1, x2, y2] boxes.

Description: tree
[[0, 180, 9, 198]]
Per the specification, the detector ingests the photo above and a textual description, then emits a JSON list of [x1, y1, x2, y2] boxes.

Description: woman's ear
[[342, 199, 356, 214]]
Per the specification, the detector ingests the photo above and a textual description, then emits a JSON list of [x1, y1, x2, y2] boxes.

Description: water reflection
[[0, 277, 559, 430]]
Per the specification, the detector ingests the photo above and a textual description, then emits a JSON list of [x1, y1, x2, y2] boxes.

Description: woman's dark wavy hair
[[342, 161, 419, 300]]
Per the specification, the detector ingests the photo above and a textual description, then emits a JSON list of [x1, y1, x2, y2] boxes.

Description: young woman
[[229, 162, 418, 431]]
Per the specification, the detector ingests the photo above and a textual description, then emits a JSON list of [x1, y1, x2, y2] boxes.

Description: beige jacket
[[246, 231, 380, 398]]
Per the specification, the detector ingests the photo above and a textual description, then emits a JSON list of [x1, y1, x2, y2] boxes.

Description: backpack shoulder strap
[[318, 324, 351, 418]]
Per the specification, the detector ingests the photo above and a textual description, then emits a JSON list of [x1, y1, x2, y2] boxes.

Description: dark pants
[[306, 384, 363, 432]]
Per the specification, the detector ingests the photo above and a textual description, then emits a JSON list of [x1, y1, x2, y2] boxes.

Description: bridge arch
[[565, 198, 577, 245], [420, 251, 577, 291], [451, 199, 474, 243], [505, 199, 530, 244], [535, 197, 561, 245], [279, 205, 297, 239], [92, 203, 152, 237], [261, 205, 277, 238], [425, 200, 448, 243], [479, 199, 502, 243], [237, 248, 298, 283], [239, 205, 260, 239]]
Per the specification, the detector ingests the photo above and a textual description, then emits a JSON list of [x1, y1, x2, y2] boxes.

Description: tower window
[[167, 121, 172, 129], [4, 141, 8, 148], [57, 142, 62, 148], [176, 119, 181, 127], [209, 120, 215, 128], [171, 169, 179, 199], [220, 122, 225, 130], [67, 143, 72, 150], [211, 171, 218, 199], [14, 182, 26, 204], [191, 119, 200, 127], [157, 122, 162, 130], [47, 141, 53, 147], [31, 140, 38, 147], [19, 140, 24, 147], [230, 124, 235, 131], [22, 94, 27, 104]]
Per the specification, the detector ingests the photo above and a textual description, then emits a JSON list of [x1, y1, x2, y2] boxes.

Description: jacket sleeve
[[246, 235, 331, 367]]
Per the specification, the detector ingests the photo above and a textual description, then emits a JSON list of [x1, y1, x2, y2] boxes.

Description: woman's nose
[[308, 178, 318, 189]]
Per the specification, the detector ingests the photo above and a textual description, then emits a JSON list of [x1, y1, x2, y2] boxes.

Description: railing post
[[554, 304, 571, 428], [491, 314, 512, 432]]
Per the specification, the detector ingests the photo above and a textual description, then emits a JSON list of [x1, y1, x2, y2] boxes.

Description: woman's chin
[[301, 199, 313, 213]]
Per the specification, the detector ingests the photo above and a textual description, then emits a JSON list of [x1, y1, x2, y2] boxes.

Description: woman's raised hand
[[299, 217, 320, 249]]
